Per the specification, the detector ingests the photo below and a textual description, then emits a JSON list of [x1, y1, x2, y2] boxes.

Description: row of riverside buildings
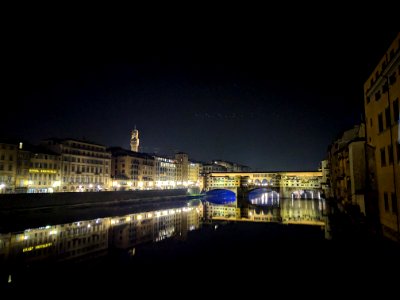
[[321, 33, 400, 241], [0, 128, 250, 194]]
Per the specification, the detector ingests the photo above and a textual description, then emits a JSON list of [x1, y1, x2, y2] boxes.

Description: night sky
[[3, 23, 399, 170]]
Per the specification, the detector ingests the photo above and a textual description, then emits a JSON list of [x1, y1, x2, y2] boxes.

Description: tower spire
[[130, 127, 139, 152]]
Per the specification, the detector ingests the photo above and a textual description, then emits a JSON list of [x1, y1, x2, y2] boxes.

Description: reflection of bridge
[[204, 186, 326, 226], [211, 216, 325, 226]]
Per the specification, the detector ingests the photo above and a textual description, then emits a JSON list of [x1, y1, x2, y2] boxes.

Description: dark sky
[[2, 21, 399, 170]]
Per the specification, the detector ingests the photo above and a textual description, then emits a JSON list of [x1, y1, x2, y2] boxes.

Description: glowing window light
[[137, 215, 143, 220]]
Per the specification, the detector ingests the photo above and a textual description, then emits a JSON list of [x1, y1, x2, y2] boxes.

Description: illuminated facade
[[364, 33, 400, 240], [109, 147, 155, 190], [188, 162, 200, 186], [175, 152, 201, 187], [41, 138, 111, 192], [0, 140, 18, 193], [175, 152, 189, 185], [130, 127, 139, 152], [1, 141, 63, 194], [23, 145, 62, 193], [153, 155, 177, 189]]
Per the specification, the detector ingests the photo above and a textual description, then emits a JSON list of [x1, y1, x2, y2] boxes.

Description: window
[[382, 83, 388, 93], [370, 118, 373, 127], [393, 98, 399, 123], [397, 142, 400, 163], [389, 73, 397, 85], [9, 155, 13, 161], [378, 113, 384, 133], [8, 165, 12, 171], [385, 107, 391, 128], [380, 148, 386, 167], [366, 96, 370, 104], [388, 145, 393, 165], [384, 192, 389, 212], [392, 193, 398, 214], [375, 91, 381, 101]]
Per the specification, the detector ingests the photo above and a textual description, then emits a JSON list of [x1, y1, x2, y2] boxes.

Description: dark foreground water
[[1, 197, 399, 292]]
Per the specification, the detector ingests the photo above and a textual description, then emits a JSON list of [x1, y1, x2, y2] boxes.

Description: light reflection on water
[[0, 199, 203, 267], [0, 192, 327, 286]]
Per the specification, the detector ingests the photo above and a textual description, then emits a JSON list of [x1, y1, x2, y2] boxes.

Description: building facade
[[175, 152, 189, 185], [0, 140, 18, 193], [327, 124, 376, 214], [212, 160, 251, 172], [41, 139, 111, 192], [23, 145, 62, 193], [364, 33, 400, 241], [109, 147, 155, 190], [153, 155, 177, 189]]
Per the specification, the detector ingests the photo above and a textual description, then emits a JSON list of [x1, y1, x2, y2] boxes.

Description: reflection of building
[[1, 219, 110, 263], [364, 33, 399, 241], [203, 202, 240, 220], [41, 138, 111, 192], [327, 124, 376, 214], [0, 201, 203, 263], [110, 205, 202, 249], [109, 147, 155, 190]]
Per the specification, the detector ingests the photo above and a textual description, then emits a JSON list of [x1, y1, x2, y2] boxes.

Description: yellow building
[[41, 138, 112, 192], [109, 147, 155, 190], [22, 145, 62, 193], [175, 152, 189, 185], [0, 140, 18, 193], [364, 32, 400, 241], [1, 140, 63, 193], [188, 162, 200, 186]]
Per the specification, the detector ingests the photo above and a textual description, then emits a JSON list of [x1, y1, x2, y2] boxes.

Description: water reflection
[[0, 200, 202, 266], [204, 190, 326, 225], [246, 198, 325, 224]]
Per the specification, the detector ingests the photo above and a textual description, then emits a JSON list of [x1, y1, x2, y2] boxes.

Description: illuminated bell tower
[[130, 126, 139, 152]]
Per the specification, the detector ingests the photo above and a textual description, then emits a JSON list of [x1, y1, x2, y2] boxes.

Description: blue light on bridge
[[205, 189, 236, 205]]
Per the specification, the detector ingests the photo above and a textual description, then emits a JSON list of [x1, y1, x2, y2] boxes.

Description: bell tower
[[130, 126, 139, 152]]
